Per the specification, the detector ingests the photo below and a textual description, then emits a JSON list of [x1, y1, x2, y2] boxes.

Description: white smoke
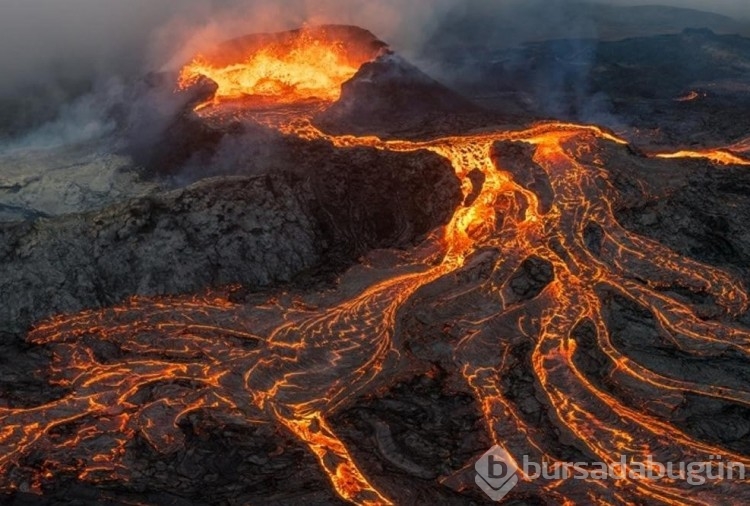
[[1, 0, 748, 93], [0, 0, 748, 148]]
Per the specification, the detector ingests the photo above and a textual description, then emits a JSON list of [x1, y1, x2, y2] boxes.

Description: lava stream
[[3, 41, 750, 504]]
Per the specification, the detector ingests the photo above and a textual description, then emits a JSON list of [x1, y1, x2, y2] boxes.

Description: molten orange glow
[[655, 149, 750, 166], [179, 46, 356, 105], [178, 27, 381, 108], [674, 91, 704, 102], [4, 28, 750, 506]]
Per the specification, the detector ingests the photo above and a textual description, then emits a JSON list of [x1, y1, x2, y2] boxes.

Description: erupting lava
[[3, 25, 750, 506], [178, 25, 387, 108]]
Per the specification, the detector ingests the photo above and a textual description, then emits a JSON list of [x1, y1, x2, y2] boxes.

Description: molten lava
[[656, 149, 750, 166], [4, 25, 750, 506], [674, 90, 704, 102], [178, 25, 387, 108]]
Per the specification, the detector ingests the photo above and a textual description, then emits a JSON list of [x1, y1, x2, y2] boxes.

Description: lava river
[[3, 27, 750, 506]]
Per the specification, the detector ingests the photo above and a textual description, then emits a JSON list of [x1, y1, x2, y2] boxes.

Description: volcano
[[178, 25, 389, 107], [3, 19, 750, 506]]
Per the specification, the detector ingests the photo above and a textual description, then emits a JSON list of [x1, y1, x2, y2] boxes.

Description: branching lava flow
[[3, 26, 750, 505]]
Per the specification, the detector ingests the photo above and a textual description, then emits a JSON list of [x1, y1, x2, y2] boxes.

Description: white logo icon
[[475, 445, 520, 502]]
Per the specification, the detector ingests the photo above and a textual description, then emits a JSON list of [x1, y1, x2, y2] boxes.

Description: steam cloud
[[0, 0, 748, 145], [4, 0, 748, 91]]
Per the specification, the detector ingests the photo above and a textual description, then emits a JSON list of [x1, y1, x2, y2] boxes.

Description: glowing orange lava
[[3, 28, 750, 506], [674, 91, 704, 102], [656, 149, 750, 166], [178, 26, 385, 108]]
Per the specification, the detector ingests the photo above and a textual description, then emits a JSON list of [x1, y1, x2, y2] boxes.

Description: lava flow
[[3, 26, 750, 505], [655, 149, 750, 166]]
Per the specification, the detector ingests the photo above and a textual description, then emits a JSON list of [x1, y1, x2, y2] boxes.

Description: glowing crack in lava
[[4, 26, 750, 505]]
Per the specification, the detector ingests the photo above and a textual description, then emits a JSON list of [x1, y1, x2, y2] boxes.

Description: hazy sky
[[0, 0, 748, 94], [616, 0, 748, 18]]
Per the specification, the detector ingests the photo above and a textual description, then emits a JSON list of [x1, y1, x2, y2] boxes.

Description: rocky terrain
[[0, 142, 156, 223], [5, 127, 750, 506], [0, 140, 460, 337], [3, 21, 750, 506], [435, 28, 750, 150]]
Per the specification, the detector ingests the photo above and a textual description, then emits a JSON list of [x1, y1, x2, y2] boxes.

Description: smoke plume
[[1, 0, 748, 145]]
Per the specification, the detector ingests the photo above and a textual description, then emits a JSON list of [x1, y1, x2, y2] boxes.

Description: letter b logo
[[475, 445, 520, 502]]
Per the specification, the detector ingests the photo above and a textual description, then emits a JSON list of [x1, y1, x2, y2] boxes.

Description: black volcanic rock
[[315, 54, 487, 138], [0, 174, 319, 337], [610, 157, 750, 285], [0, 146, 461, 337]]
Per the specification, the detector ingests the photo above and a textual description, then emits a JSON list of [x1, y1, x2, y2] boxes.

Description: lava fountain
[[2, 24, 750, 506]]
